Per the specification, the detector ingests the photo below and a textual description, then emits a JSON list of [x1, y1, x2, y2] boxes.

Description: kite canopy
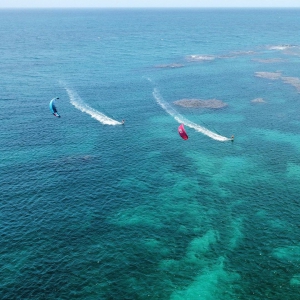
[[49, 97, 60, 117], [178, 123, 188, 140]]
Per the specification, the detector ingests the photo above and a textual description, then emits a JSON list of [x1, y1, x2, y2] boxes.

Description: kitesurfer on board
[[122, 119, 125, 125]]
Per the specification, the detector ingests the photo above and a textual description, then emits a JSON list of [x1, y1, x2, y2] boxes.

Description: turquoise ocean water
[[2, 8, 300, 299]]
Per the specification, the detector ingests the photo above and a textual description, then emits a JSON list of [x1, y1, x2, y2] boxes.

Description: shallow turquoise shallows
[[2, 8, 300, 300]]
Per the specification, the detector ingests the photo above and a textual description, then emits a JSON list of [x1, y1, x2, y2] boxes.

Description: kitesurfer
[[49, 97, 61, 118], [231, 135, 234, 141], [178, 124, 188, 140], [122, 119, 125, 125]]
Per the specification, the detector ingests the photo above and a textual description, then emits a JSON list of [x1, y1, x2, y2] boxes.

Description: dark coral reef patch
[[174, 99, 228, 109]]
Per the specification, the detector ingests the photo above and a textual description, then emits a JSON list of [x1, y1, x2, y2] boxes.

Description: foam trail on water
[[65, 86, 121, 125], [153, 88, 230, 142]]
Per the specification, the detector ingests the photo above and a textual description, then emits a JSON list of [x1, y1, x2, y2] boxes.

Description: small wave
[[152, 88, 230, 142], [186, 55, 215, 62], [251, 98, 266, 104], [64, 86, 121, 125], [267, 44, 296, 51]]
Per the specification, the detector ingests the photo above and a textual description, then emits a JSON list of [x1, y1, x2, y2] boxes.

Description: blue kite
[[49, 97, 60, 118]]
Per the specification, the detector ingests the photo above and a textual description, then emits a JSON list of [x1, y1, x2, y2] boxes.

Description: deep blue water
[[2, 8, 300, 299]]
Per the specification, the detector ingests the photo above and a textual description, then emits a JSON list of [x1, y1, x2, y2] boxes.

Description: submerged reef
[[252, 58, 284, 63], [255, 72, 282, 80], [281, 76, 300, 92], [255, 71, 300, 92], [174, 99, 227, 109], [155, 63, 184, 69]]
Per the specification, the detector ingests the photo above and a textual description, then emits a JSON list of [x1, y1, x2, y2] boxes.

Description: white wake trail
[[65, 87, 121, 125], [153, 88, 230, 142]]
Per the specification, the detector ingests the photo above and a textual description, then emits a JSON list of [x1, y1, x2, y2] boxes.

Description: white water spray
[[153, 88, 230, 142], [64, 86, 121, 125]]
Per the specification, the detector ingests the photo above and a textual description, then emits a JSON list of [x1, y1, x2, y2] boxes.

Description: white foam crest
[[153, 88, 230, 142], [268, 44, 295, 51], [65, 87, 121, 125], [186, 55, 215, 62]]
